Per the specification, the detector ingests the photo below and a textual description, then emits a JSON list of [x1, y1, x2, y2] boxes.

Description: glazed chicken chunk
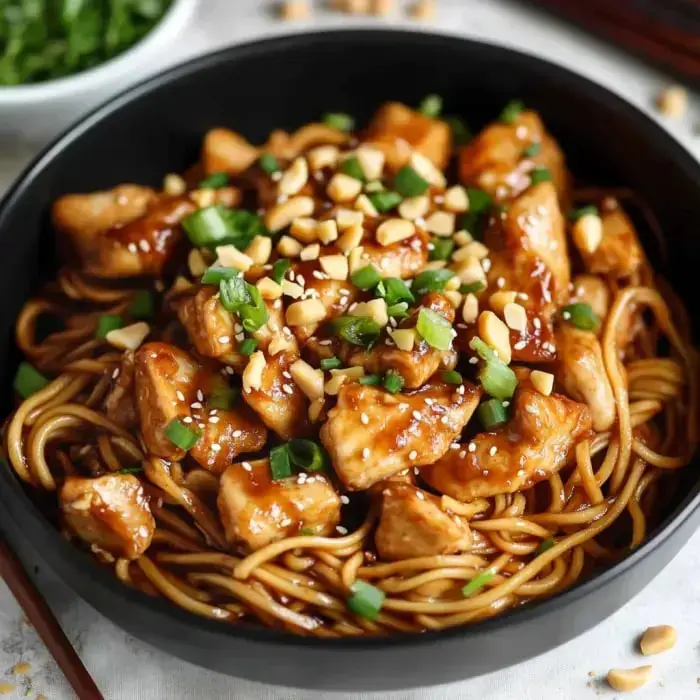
[[134, 342, 267, 470], [217, 458, 341, 551], [375, 483, 472, 561], [202, 128, 259, 175], [321, 380, 481, 490], [422, 375, 592, 501], [59, 474, 155, 559]]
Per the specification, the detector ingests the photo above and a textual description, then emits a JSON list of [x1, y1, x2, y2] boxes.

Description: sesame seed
[[361, 413, 369, 425], [513, 340, 527, 350], [441, 415, 449, 424], [280, 518, 292, 527], [412, 410, 422, 421], [340, 495, 350, 504], [482, 258, 492, 273], [211, 443, 221, 452], [469, 356, 478, 364], [562, 311, 571, 320], [517, 469, 525, 477], [502, 401, 510, 408], [209, 416, 220, 424], [459, 450, 466, 459], [198, 423, 205, 429], [282, 371, 292, 379], [468, 442, 476, 452], [111, 368, 120, 379], [182, 416, 193, 424], [496, 277, 506, 288], [424, 398, 434, 406], [176, 390, 185, 401], [225, 366, 235, 375], [362, 447, 370, 460], [191, 402, 202, 409], [282, 384, 294, 395], [197, 389, 204, 401], [533, 317, 542, 329], [242, 462, 252, 471], [416, 490, 425, 500], [409, 450, 418, 460], [318, 339, 332, 346], [457, 385, 465, 395], [218, 336, 230, 343], [127, 242, 137, 253], [489, 445, 498, 456], [232, 429, 242, 438], [336, 525, 348, 535], [398, 403, 409, 411], [138, 239, 151, 253]]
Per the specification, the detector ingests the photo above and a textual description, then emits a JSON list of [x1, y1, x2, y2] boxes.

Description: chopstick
[[0, 536, 104, 700]]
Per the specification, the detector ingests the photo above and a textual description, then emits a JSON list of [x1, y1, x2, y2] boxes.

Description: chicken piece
[[202, 128, 259, 175], [134, 342, 267, 466], [321, 380, 481, 491], [570, 274, 610, 325], [362, 225, 430, 279], [217, 459, 341, 551], [422, 375, 592, 501], [364, 101, 452, 170], [104, 351, 137, 429], [458, 110, 568, 201], [264, 123, 350, 160], [243, 351, 309, 439], [484, 181, 569, 318], [575, 204, 645, 279], [555, 325, 615, 431], [345, 292, 457, 388], [59, 474, 154, 559], [375, 483, 472, 561]]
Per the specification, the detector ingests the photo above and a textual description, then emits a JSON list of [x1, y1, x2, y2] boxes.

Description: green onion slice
[[429, 237, 454, 262], [459, 281, 486, 294], [562, 303, 599, 331], [383, 369, 404, 394], [182, 205, 266, 250], [288, 439, 328, 472], [411, 269, 454, 296], [416, 308, 454, 351], [259, 153, 280, 174], [462, 571, 495, 597], [96, 314, 122, 339], [387, 302, 409, 319], [219, 276, 251, 313], [466, 187, 492, 214], [299, 527, 315, 536], [322, 112, 355, 132], [522, 142, 541, 158], [351, 264, 381, 291], [13, 362, 48, 398], [238, 338, 258, 356], [470, 337, 519, 400], [418, 94, 443, 117], [537, 537, 555, 555], [165, 418, 200, 450], [529, 166, 552, 185], [330, 316, 381, 349], [340, 156, 365, 181], [358, 374, 382, 385], [477, 398, 508, 430], [270, 445, 293, 480], [446, 116, 471, 145], [320, 356, 343, 371], [128, 290, 155, 320], [377, 277, 414, 306], [238, 284, 269, 333], [198, 172, 228, 189], [347, 580, 385, 620], [442, 370, 463, 385], [272, 258, 291, 284], [201, 266, 241, 285], [499, 100, 525, 124], [115, 466, 144, 475], [368, 190, 402, 213], [568, 204, 598, 222], [394, 166, 429, 197], [208, 384, 240, 410]]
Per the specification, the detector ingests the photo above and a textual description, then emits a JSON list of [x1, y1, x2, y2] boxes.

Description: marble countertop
[[2, 1, 700, 698]]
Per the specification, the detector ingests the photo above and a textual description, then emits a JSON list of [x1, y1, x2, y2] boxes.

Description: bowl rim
[[1, 27, 699, 653], [0, 0, 196, 103]]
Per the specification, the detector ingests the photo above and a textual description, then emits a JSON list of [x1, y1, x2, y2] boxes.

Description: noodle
[[2, 102, 697, 638]]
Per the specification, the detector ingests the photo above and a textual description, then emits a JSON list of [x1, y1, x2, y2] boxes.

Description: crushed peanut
[[452, 240, 489, 262], [355, 193, 379, 217], [280, 1, 311, 20], [319, 254, 349, 280], [281, 280, 305, 299], [376, 218, 415, 246], [216, 244, 253, 271], [425, 211, 456, 237], [355, 146, 385, 180], [278, 156, 309, 196], [328, 173, 363, 203], [478, 311, 511, 363], [504, 302, 528, 332], [409, 0, 435, 20], [572, 213, 603, 254], [398, 195, 430, 221], [640, 625, 677, 656], [452, 255, 487, 286], [187, 248, 208, 277], [336, 208, 364, 230], [489, 290, 518, 314], [290, 359, 324, 400], [286, 299, 327, 326], [390, 328, 416, 352], [350, 298, 389, 326], [266, 195, 315, 232], [337, 221, 364, 254], [163, 173, 186, 196], [307, 145, 339, 170], [656, 85, 687, 119], [245, 235, 273, 265], [277, 235, 304, 258], [317, 219, 339, 244], [531, 370, 554, 396], [242, 351, 266, 392], [410, 152, 446, 189], [300, 243, 321, 261], [462, 293, 479, 323], [443, 185, 469, 213], [606, 666, 652, 693], [290, 217, 319, 243], [256, 277, 283, 300], [106, 322, 150, 351]]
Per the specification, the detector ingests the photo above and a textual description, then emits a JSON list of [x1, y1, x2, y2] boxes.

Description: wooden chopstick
[[0, 536, 104, 700]]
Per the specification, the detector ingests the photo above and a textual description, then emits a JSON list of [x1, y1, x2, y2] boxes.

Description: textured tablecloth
[[2, 1, 700, 698]]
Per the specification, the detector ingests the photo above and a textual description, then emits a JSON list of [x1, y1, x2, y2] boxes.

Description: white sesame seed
[[469, 356, 478, 364], [412, 410, 422, 421], [198, 423, 205, 429], [502, 401, 510, 408], [457, 385, 465, 395], [182, 416, 193, 424], [242, 462, 252, 471], [361, 413, 369, 425], [209, 416, 220, 424], [282, 384, 294, 395], [513, 340, 527, 350], [280, 518, 292, 527], [111, 368, 120, 379], [482, 258, 492, 273], [225, 366, 235, 375], [398, 403, 409, 411], [517, 469, 525, 477], [562, 311, 571, 320], [176, 390, 185, 401], [362, 447, 370, 460], [409, 450, 418, 460], [424, 398, 434, 405], [127, 242, 137, 253], [336, 525, 348, 535], [340, 495, 350, 504], [191, 402, 202, 409], [282, 371, 292, 379], [533, 317, 542, 329], [232, 429, 242, 438], [496, 277, 506, 288], [459, 450, 467, 459], [489, 445, 498, 456], [218, 336, 230, 344], [138, 239, 151, 253], [197, 389, 204, 401], [318, 339, 332, 346], [211, 443, 221, 452], [468, 442, 476, 452]]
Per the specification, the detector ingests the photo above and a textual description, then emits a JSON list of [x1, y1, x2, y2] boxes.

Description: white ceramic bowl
[[0, 0, 197, 146]]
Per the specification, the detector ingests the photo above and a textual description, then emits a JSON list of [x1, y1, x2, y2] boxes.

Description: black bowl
[[0, 30, 698, 692]]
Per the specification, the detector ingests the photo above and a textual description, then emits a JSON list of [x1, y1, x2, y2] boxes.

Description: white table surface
[[2, 1, 700, 698]]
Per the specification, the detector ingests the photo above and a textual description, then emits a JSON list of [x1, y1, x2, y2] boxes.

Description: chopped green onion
[[470, 337, 519, 400], [272, 258, 291, 284], [351, 265, 381, 291], [446, 116, 471, 145], [208, 384, 240, 410], [359, 374, 382, 385], [499, 100, 524, 124], [322, 112, 355, 132], [522, 142, 541, 158], [537, 537, 555, 555], [320, 356, 343, 371], [377, 277, 414, 306], [568, 204, 598, 221], [201, 266, 240, 285], [13, 362, 48, 398], [394, 166, 429, 197], [165, 419, 200, 450], [530, 166, 552, 185], [270, 445, 293, 480], [368, 190, 402, 213], [418, 94, 443, 118], [259, 153, 280, 174], [340, 156, 365, 181], [96, 314, 122, 339], [459, 281, 486, 294], [128, 290, 155, 320], [462, 571, 495, 597], [416, 308, 454, 351], [299, 527, 315, 536], [387, 302, 409, 319], [330, 316, 381, 349], [182, 206, 266, 250], [288, 439, 328, 472], [562, 303, 599, 331], [477, 399, 508, 430], [238, 338, 258, 356], [115, 466, 144, 475], [411, 269, 454, 296], [383, 370, 404, 394], [429, 237, 454, 261], [198, 172, 228, 189], [347, 581, 385, 620], [219, 276, 250, 313], [442, 370, 463, 385], [466, 188, 492, 214], [238, 284, 268, 333]]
